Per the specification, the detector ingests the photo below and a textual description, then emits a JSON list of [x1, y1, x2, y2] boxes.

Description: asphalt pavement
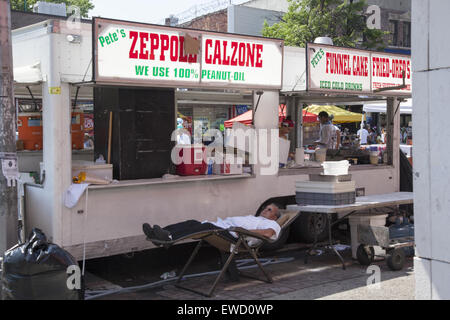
[[83, 243, 415, 300]]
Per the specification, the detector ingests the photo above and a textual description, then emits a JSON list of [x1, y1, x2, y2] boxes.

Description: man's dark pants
[[163, 220, 236, 242]]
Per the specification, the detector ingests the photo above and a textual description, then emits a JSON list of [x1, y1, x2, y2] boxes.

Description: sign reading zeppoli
[[307, 43, 411, 95], [93, 18, 284, 89]]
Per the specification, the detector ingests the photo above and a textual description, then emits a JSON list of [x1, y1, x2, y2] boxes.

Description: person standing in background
[[367, 128, 377, 145], [313, 111, 335, 149], [380, 127, 386, 144], [357, 125, 369, 145], [329, 115, 341, 149]]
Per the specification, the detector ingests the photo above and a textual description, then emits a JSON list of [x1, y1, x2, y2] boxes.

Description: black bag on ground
[[1, 228, 83, 300]]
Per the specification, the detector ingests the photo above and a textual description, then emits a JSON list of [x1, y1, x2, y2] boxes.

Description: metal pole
[[0, 0, 18, 255]]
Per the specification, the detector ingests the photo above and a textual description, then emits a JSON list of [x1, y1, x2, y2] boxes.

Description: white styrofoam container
[[321, 160, 351, 175], [295, 180, 356, 194], [71, 161, 113, 181]]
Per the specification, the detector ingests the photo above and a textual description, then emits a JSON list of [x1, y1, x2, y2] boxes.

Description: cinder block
[[430, 0, 450, 70], [414, 257, 432, 300], [412, 72, 432, 259], [431, 260, 450, 299], [412, 0, 429, 72]]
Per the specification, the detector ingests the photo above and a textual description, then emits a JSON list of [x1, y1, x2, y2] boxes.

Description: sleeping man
[[142, 203, 282, 245]]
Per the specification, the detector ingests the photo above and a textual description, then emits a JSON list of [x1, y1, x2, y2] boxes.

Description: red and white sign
[[307, 44, 371, 94], [94, 18, 283, 89], [371, 53, 411, 94], [201, 34, 283, 87], [307, 43, 411, 96]]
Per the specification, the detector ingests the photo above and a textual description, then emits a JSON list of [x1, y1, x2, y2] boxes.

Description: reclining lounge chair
[[147, 210, 300, 297]]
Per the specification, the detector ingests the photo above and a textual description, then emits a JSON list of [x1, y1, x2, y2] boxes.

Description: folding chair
[[148, 210, 300, 297]]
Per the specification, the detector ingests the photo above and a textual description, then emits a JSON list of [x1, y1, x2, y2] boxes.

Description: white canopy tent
[[363, 99, 412, 114]]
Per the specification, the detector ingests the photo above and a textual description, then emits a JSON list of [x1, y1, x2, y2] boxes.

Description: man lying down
[[142, 203, 282, 247]]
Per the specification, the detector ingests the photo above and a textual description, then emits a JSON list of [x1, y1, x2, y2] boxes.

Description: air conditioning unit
[[33, 1, 67, 17]]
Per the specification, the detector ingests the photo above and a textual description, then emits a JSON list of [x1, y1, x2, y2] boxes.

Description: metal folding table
[[287, 192, 414, 269]]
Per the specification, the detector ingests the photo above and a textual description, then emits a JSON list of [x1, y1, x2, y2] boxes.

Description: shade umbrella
[[224, 110, 253, 128], [224, 106, 318, 128], [305, 105, 365, 123]]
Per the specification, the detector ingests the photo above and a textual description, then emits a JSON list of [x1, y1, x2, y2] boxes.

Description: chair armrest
[[227, 227, 274, 242]]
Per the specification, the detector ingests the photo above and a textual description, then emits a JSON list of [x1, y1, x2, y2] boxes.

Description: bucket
[[295, 148, 305, 165], [370, 151, 379, 165], [315, 148, 327, 163], [321, 160, 351, 175]]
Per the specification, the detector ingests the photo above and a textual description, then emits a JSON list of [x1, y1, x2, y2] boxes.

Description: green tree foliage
[[11, 0, 94, 18], [262, 0, 387, 50]]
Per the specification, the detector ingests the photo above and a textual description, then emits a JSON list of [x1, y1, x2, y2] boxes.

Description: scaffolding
[[167, 0, 249, 26]]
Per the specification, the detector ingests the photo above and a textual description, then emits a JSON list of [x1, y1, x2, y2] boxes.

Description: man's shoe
[[143, 223, 164, 247], [142, 223, 155, 240], [153, 225, 172, 242]]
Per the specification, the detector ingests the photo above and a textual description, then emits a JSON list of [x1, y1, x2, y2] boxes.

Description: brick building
[[172, 0, 411, 54], [180, 8, 228, 33]]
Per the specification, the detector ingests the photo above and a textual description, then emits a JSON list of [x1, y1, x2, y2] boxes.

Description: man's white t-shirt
[[317, 122, 335, 149], [357, 128, 369, 144], [207, 215, 281, 241]]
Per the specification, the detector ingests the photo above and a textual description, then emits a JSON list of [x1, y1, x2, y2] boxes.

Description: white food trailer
[[12, 17, 411, 260]]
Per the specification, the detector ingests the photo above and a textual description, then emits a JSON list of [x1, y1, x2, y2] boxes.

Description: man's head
[[260, 203, 282, 221], [318, 111, 329, 124]]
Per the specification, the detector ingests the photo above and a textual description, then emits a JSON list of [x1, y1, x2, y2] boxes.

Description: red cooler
[[175, 146, 207, 176]]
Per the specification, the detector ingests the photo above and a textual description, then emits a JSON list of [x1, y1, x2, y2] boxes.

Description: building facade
[[174, 0, 411, 54], [412, 0, 450, 299]]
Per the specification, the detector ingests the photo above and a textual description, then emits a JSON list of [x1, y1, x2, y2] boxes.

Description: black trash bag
[[1, 228, 83, 300]]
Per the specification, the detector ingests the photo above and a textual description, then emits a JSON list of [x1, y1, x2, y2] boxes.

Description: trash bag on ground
[[1, 228, 83, 300]]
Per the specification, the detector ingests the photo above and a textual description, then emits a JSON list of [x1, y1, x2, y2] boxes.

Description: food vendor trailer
[[12, 17, 411, 260]]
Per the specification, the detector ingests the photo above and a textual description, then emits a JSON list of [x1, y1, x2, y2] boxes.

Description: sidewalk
[[85, 247, 415, 300]]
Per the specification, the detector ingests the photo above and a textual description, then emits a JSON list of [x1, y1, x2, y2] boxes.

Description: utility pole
[[0, 0, 18, 255]]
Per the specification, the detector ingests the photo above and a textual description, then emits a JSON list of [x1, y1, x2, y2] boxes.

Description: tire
[[387, 248, 405, 271], [356, 244, 375, 266], [260, 227, 290, 252], [291, 212, 328, 243]]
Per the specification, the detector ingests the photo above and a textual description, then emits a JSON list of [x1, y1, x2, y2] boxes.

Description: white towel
[[64, 183, 90, 208]]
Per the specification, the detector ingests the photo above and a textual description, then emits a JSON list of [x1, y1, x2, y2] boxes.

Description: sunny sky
[[88, 0, 242, 25]]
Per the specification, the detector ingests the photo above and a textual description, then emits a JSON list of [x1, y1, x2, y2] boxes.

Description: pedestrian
[[357, 125, 369, 145], [330, 115, 341, 149]]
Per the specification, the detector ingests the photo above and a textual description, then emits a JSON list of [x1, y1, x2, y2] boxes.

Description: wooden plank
[[65, 235, 196, 261]]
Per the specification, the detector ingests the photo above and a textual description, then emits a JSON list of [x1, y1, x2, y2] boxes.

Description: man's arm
[[247, 228, 276, 239]]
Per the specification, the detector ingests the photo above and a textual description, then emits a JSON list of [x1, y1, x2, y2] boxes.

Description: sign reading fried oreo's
[[307, 43, 411, 95]]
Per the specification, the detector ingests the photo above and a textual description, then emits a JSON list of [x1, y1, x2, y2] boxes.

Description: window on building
[[403, 21, 411, 48], [389, 20, 399, 46]]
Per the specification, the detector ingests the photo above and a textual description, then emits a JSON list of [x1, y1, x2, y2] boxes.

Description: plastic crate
[[296, 191, 356, 206]]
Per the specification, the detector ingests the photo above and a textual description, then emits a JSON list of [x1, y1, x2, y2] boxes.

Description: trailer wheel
[[387, 248, 405, 271], [356, 244, 375, 266], [291, 212, 328, 243]]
